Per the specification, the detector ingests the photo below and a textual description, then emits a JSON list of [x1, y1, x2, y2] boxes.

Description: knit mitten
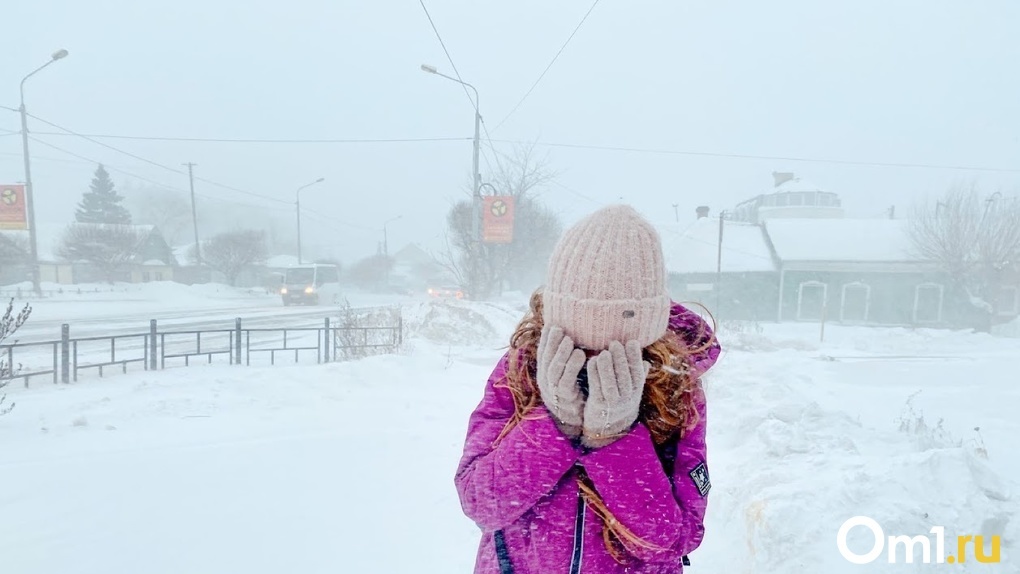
[[536, 326, 587, 439], [582, 340, 649, 449]]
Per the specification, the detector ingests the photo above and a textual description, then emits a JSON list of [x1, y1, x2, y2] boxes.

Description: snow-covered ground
[[1, 300, 1017, 573]]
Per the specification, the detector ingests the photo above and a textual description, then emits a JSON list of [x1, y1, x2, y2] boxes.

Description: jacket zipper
[[568, 484, 586, 574]]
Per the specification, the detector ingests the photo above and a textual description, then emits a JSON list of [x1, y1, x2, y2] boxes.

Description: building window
[[775, 194, 789, 207], [804, 193, 818, 206], [914, 284, 944, 324], [841, 282, 871, 323], [789, 193, 804, 206], [797, 281, 828, 321], [154, 272, 164, 282], [997, 286, 1019, 315], [142, 272, 151, 283]]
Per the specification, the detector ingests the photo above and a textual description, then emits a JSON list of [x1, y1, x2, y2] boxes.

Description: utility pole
[[19, 49, 69, 295], [420, 65, 482, 242], [716, 210, 725, 317], [19, 99, 40, 295], [183, 162, 201, 265], [295, 178, 325, 264], [471, 103, 481, 243], [672, 204, 679, 223]]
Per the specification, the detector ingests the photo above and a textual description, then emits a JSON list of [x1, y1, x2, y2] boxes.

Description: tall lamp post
[[295, 177, 325, 264], [420, 64, 482, 242], [382, 215, 402, 257], [20, 49, 69, 295]]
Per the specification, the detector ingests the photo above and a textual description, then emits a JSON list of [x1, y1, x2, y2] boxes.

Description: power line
[[24, 136, 376, 233], [492, 140, 1020, 174], [492, 0, 603, 132], [30, 131, 471, 144], [17, 116, 1018, 173], [26, 113, 291, 204], [418, 0, 476, 112]]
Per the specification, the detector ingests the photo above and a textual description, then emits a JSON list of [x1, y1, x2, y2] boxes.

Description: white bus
[[280, 264, 341, 306]]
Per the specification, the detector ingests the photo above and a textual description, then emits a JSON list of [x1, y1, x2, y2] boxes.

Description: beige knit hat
[[543, 204, 670, 350]]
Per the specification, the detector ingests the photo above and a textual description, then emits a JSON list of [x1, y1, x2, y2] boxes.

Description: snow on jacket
[[455, 302, 721, 574]]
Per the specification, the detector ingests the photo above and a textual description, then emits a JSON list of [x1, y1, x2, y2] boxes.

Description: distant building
[[661, 173, 1020, 328], [661, 209, 779, 322], [1, 224, 176, 285], [731, 172, 844, 224]]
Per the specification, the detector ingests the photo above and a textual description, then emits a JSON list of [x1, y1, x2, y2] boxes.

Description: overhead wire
[[491, 0, 603, 132], [13, 115, 1018, 175], [417, 0, 513, 181], [491, 140, 1020, 174], [24, 136, 372, 232], [29, 131, 471, 144], [26, 112, 291, 204], [418, 0, 476, 112]]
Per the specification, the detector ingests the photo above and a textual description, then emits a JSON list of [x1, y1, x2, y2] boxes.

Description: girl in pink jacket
[[456, 205, 721, 573]]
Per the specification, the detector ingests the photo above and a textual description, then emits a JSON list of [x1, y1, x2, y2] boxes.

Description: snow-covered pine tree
[[75, 164, 132, 225]]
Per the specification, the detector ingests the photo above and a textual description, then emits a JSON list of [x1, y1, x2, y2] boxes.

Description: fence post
[[235, 318, 242, 365], [60, 324, 70, 384], [323, 317, 331, 363], [149, 320, 158, 370]]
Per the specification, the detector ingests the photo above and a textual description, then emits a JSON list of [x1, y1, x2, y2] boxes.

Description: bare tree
[[203, 229, 268, 286], [347, 254, 394, 291], [0, 233, 29, 266], [910, 185, 1020, 326], [438, 143, 563, 299], [0, 299, 31, 416], [123, 184, 193, 246], [58, 224, 144, 283]]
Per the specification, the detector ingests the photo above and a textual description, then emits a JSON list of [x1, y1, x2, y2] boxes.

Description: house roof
[[764, 218, 922, 262], [266, 254, 300, 268], [772, 177, 827, 194], [659, 218, 776, 275], [392, 243, 434, 266]]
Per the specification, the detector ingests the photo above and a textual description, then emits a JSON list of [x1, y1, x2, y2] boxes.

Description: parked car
[[427, 285, 466, 300], [281, 264, 341, 306]]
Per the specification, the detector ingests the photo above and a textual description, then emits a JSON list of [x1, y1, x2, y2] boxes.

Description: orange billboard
[[482, 196, 515, 244], [0, 185, 27, 230]]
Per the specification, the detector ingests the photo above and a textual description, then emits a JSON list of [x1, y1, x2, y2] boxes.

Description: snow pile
[[402, 299, 524, 348], [717, 320, 817, 353], [701, 348, 1017, 573], [992, 316, 1020, 338]]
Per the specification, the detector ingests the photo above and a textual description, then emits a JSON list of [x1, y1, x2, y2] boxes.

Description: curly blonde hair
[[497, 290, 715, 563]]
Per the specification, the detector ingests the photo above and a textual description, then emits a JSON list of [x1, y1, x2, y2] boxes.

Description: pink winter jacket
[[455, 303, 720, 573]]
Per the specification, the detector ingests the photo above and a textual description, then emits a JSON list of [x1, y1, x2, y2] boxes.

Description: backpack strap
[[493, 530, 514, 574]]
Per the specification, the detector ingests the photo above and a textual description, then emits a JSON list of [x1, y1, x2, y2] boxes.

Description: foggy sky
[[3, 0, 1019, 264]]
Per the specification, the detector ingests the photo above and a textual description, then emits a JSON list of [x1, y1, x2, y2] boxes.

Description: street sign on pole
[[482, 196, 515, 244], [0, 184, 28, 230]]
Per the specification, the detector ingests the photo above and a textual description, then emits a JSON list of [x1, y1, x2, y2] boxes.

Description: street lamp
[[295, 177, 325, 264], [382, 215, 402, 257], [20, 49, 69, 295], [420, 63, 482, 242]]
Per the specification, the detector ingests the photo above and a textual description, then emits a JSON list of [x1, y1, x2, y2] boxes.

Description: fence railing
[[1, 312, 403, 387]]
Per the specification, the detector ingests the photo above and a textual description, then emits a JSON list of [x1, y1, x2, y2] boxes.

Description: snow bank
[[402, 298, 526, 348], [702, 348, 1017, 572], [992, 316, 1020, 338]]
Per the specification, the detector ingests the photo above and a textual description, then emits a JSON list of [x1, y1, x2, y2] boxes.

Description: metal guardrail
[[1, 312, 403, 387]]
